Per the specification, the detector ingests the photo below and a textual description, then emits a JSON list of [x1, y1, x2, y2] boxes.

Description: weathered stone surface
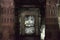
[[0, 0, 14, 8], [45, 0, 59, 40], [0, 0, 15, 40]]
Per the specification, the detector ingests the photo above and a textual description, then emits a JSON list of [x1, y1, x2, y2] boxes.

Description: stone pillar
[[0, 0, 15, 40], [45, 0, 59, 40]]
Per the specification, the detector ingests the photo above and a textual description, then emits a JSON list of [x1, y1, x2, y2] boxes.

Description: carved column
[[45, 0, 59, 40], [0, 0, 15, 40]]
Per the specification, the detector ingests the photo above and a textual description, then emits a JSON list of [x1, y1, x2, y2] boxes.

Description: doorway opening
[[14, 0, 45, 40]]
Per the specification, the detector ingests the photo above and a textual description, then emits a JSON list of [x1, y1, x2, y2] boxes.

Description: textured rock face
[[46, 0, 59, 40], [0, 0, 15, 40], [0, 0, 14, 8]]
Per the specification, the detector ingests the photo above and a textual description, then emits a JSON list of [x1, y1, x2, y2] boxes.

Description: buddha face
[[25, 16, 35, 27], [24, 16, 35, 34]]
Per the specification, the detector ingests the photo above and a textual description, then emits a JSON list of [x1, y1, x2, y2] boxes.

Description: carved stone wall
[[45, 0, 59, 40], [0, 0, 59, 40], [0, 0, 15, 40]]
